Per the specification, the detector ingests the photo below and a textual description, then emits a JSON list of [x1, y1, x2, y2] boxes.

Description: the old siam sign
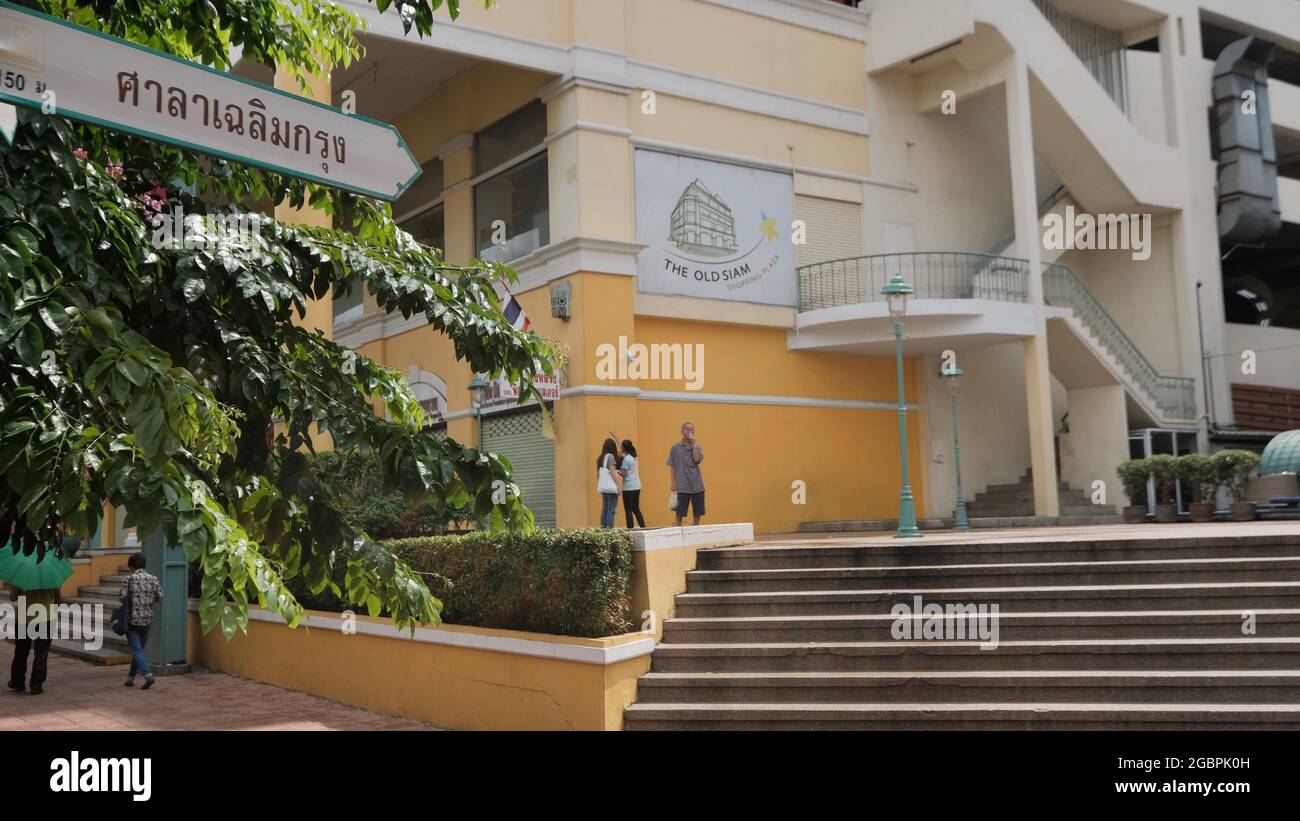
[[0, 0, 420, 201]]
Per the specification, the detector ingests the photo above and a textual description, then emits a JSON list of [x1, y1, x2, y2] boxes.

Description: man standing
[[668, 422, 705, 526]]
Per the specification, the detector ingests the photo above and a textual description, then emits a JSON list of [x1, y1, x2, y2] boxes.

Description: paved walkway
[[0, 653, 435, 731], [758, 520, 1300, 546]]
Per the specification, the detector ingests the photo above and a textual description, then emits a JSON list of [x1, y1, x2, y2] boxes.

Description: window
[[333, 282, 364, 323], [474, 101, 547, 173], [472, 103, 550, 263], [795, 195, 863, 267], [397, 158, 444, 220], [402, 203, 445, 254], [396, 157, 445, 254]]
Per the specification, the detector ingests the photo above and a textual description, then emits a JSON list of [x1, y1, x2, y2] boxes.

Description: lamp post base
[[895, 489, 923, 539], [953, 500, 971, 532]]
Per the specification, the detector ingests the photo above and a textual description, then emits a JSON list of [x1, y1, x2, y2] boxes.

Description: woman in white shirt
[[619, 439, 645, 529], [597, 438, 621, 528]]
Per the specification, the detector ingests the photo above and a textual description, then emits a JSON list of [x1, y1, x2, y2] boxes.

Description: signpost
[[0, 0, 421, 200]]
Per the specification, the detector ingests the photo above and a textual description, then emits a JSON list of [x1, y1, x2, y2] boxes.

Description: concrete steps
[[625, 531, 1300, 730], [632, 670, 1300, 705], [683, 556, 1300, 593], [624, 702, 1300, 730], [47, 563, 133, 666], [674, 582, 1300, 617], [660, 610, 1300, 643]]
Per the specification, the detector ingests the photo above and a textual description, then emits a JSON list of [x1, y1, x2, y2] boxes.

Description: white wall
[[1058, 220, 1188, 377], [1224, 323, 1300, 390], [1058, 384, 1128, 512], [922, 341, 1032, 515], [1127, 49, 1169, 146]]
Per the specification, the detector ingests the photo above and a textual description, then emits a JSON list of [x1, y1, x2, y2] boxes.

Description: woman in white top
[[597, 438, 621, 528], [619, 439, 645, 529]]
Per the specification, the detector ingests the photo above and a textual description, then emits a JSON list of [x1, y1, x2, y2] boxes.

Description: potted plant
[[1215, 449, 1262, 521], [1177, 453, 1218, 523], [1148, 454, 1180, 522], [1117, 459, 1151, 524]]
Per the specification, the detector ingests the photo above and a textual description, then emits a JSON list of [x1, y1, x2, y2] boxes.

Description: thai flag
[[503, 292, 531, 331]]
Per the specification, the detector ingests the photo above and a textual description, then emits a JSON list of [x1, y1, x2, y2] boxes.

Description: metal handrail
[[987, 184, 1070, 256], [1043, 262, 1196, 420], [796, 251, 1030, 312]]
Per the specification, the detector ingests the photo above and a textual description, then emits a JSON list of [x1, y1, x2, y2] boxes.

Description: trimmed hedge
[[386, 529, 634, 638], [191, 528, 637, 638]]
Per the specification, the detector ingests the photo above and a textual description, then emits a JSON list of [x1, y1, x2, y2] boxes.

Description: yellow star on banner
[[758, 213, 779, 242]]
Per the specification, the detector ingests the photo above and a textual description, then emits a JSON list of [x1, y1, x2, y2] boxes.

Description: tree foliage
[[0, 0, 554, 637]]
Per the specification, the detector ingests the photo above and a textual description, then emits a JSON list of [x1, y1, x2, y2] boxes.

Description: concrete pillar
[[1058, 385, 1128, 513], [273, 67, 333, 338], [437, 133, 475, 263], [1005, 56, 1060, 516], [1161, 12, 1231, 445]]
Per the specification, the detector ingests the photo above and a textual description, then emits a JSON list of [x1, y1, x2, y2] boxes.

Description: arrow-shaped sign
[[0, 1, 420, 200], [0, 101, 14, 143]]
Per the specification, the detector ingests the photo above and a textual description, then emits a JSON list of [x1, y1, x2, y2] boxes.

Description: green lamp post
[[882, 273, 922, 539], [943, 366, 970, 532], [467, 374, 490, 448]]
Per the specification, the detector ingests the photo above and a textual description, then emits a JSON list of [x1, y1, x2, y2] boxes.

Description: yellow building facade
[[325, 0, 928, 534]]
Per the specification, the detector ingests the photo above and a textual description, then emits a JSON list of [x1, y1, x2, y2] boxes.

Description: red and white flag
[[502, 289, 530, 331]]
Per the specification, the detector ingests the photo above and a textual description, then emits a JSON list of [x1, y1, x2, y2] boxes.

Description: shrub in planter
[[1177, 453, 1218, 522], [1117, 459, 1151, 523], [1215, 449, 1262, 521], [309, 451, 474, 538], [194, 528, 637, 638], [387, 528, 634, 637], [1147, 454, 1180, 523]]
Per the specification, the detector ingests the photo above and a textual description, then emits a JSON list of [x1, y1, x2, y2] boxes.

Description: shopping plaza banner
[[635, 150, 796, 307]]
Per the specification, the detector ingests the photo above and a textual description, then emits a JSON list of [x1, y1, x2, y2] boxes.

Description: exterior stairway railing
[[794, 253, 1197, 422], [1043, 262, 1196, 420], [797, 252, 1030, 312], [1031, 0, 1130, 117]]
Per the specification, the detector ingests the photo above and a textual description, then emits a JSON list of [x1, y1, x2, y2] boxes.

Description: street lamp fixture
[[943, 366, 970, 532], [467, 374, 490, 448], [882, 274, 921, 539]]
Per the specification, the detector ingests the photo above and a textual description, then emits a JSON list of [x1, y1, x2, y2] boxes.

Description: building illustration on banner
[[636, 150, 796, 307], [670, 179, 738, 256]]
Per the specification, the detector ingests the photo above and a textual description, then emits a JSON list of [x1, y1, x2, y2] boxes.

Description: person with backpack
[[596, 438, 622, 528], [120, 552, 163, 690], [619, 439, 646, 529], [7, 584, 60, 695]]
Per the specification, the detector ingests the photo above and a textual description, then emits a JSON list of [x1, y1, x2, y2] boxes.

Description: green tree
[[0, 0, 556, 637]]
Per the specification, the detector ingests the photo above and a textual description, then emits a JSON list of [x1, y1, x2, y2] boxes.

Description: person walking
[[667, 422, 705, 526], [597, 438, 622, 529], [121, 552, 164, 690], [619, 439, 646, 529], [7, 584, 59, 695]]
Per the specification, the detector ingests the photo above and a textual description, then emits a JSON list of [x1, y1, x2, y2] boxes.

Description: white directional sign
[[0, 1, 420, 200]]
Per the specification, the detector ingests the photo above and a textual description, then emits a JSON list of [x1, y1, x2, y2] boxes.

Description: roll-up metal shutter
[[481, 408, 556, 528], [795, 195, 864, 267]]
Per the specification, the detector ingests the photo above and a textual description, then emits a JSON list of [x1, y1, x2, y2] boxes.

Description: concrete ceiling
[[232, 31, 477, 124]]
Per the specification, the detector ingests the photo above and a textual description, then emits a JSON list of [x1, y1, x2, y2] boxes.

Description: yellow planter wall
[[187, 607, 652, 731]]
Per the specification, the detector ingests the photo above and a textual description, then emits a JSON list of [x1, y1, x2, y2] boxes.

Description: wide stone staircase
[[52, 563, 133, 664], [623, 532, 1300, 729], [965, 469, 1122, 526]]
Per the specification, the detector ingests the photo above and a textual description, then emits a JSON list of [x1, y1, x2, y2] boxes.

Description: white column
[[1006, 55, 1060, 517], [1161, 12, 1230, 447]]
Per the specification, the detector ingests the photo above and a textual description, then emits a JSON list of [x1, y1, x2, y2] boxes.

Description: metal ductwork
[[1213, 36, 1281, 244]]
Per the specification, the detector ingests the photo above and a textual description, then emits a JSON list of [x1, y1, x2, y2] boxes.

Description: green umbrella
[[0, 542, 73, 591]]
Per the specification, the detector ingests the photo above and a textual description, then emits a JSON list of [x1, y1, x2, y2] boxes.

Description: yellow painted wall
[[625, 0, 867, 111], [187, 608, 649, 730]]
